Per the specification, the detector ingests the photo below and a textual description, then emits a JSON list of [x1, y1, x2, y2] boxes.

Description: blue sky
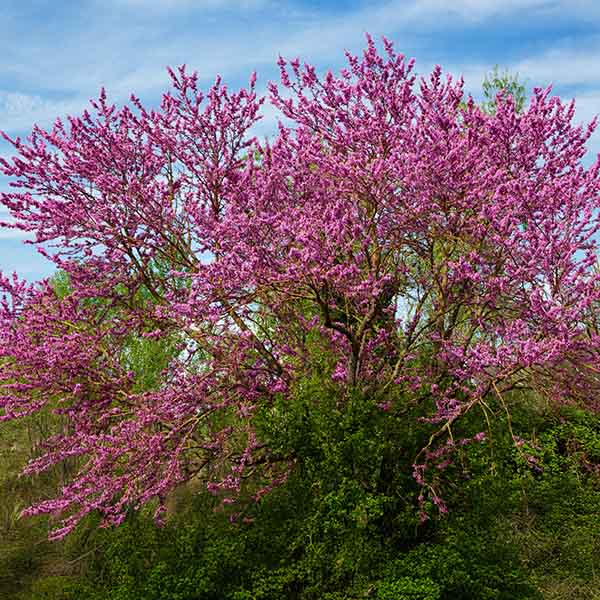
[[1, 0, 599, 281]]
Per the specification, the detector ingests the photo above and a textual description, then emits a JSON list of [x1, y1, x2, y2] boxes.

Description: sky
[[0, 0, 599, 281]]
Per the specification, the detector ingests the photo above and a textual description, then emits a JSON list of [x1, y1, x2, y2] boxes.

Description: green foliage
[[37, 379, 545, 600], [481, 65, 527, 114], [0, 412, 75, 599], [500, 408, 600, 598], [4, 366, 600, 599], [48, 270, 72, 299], [120, 332, 180, 393], [376, 577, 440, 600]]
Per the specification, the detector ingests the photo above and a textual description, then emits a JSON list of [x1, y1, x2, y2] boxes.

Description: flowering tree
[[1, 36, 600, 538]]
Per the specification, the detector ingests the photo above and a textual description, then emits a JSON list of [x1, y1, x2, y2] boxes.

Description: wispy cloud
[[0, 91, 87, 133], [0, 229, 30, 241], [113, 0, 268, 8], [0, 209, 30, 240], [514, 41, 600, 88], [388, 0, 549, 24]]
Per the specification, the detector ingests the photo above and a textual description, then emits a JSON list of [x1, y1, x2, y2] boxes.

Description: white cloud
[[0, 209, 30, 240], [0, 229, 30, 241], [402, 0, 600, 24], [397, 0, 551, 23], [0, 91, 88, 133], [514, 44, 600, 88], [114, 0, 267, 8]]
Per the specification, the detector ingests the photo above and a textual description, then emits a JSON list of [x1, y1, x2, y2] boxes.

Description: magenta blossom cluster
[[1, 35, 600, 538]]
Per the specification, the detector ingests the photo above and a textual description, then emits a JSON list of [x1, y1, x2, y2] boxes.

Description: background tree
[[481, 65, 527, 114]]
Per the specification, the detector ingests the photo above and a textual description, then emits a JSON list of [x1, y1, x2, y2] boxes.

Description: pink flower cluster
[[1, 35, 600, 537]]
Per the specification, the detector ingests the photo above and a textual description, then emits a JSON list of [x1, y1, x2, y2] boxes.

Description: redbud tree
[[1, 36, 600, 538]]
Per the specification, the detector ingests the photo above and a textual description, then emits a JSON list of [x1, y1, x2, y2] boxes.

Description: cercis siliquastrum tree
[[1, 36, 600, 538]]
